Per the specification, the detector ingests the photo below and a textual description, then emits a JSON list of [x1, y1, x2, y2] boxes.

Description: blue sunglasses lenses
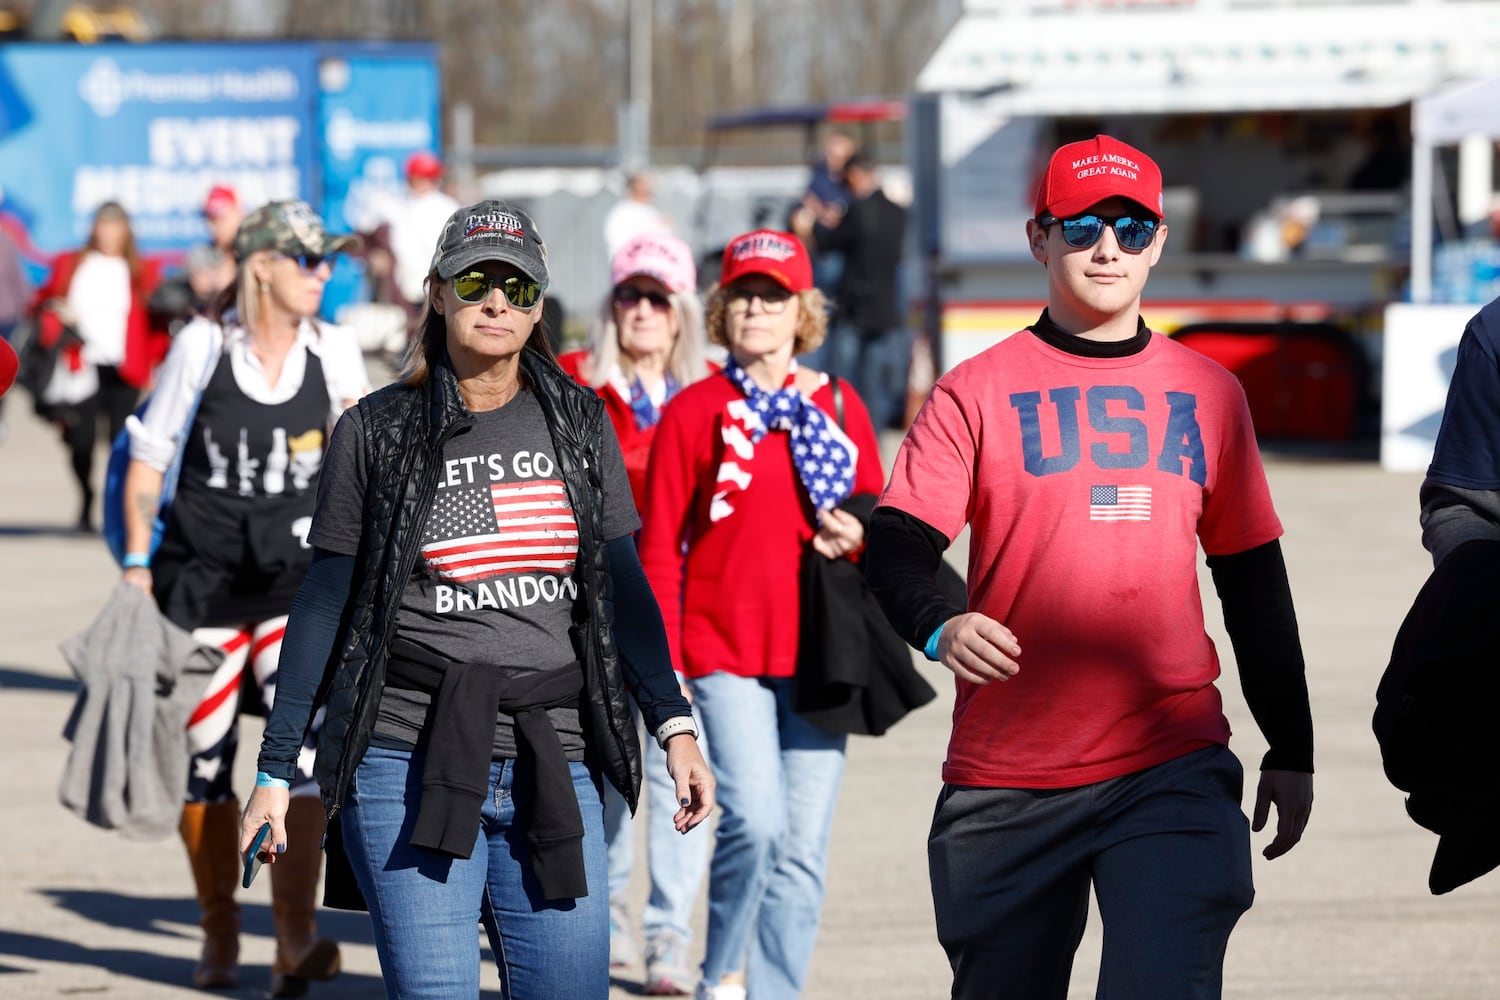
[[1054, 214, 1158, 251], [278, 252, 331, 271]]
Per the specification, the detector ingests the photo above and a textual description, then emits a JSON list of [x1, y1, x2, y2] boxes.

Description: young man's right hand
[[937, 613, 1021, 685]]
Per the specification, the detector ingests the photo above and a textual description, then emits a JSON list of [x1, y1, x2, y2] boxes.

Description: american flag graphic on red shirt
[[1089, 484, 1152, 522], [421, 480, 578, 583]]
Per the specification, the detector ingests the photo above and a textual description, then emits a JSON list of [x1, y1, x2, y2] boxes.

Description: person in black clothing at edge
[[864, 134, 1315, 1000], [238, 199, 715, 1000], [792, 150, 910, 431]]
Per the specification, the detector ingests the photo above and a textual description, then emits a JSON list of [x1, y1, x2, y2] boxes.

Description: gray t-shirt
[[311, 387, 639, 760]]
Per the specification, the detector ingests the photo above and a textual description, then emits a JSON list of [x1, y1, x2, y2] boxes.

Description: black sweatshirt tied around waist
[[385, 638, 588, 900]]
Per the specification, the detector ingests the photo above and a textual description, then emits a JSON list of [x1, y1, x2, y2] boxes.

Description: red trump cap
[[1033, 134, 1164, 220], [719, 229, 812, 293]]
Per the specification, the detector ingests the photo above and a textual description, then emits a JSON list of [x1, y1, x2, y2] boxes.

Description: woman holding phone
[[240, 200, 714, 1000]]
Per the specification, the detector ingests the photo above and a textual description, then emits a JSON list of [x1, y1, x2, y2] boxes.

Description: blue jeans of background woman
[[601, 702, 709, 952], [341, 746, 610, 1000], [690, 673, 847, 999]]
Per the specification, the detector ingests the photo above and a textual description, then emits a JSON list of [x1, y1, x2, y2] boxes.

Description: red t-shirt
[[879, 330, 1282, 789], [639, 372, 887, 679]]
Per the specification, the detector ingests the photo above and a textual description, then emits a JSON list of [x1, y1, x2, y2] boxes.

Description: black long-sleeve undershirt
[[864, 507, 1313, 773]]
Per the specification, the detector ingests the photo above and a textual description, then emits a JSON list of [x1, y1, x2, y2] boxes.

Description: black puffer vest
[[313, 349, 643, 822]]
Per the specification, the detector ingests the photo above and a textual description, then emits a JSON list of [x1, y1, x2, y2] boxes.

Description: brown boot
[[178, 799, 242, 989], [268, 795, 341, 999]]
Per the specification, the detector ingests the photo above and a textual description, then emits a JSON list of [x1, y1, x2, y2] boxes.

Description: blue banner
[[0, 43, 319, 264], [313, 43, 443, 320]]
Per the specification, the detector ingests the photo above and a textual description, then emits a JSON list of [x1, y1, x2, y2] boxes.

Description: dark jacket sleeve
[[812, 200, 860, 254], [865, 506, 967, 651], [608, 534, 692, 734], [1205, 539, 1314, 773], [1419, 477, 1500, 568], [257, 548, 355, 780]]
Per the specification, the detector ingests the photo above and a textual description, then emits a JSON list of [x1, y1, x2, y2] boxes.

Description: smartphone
[[242, 822, 272, 889]]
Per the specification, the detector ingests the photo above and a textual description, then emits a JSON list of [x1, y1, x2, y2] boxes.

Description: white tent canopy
[[1409, 73, 1500, 301], [919, 1, 1500, 116]]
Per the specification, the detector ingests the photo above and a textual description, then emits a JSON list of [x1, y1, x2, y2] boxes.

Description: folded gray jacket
[[58, 581, 223, 839]]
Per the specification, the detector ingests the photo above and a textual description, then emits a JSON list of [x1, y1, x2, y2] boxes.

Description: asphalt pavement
[[2, 391, 1497, 999]]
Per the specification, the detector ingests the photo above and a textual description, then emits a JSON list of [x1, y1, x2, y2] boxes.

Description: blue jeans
[[807, 321, 913, 431], [601, 703, 709, 943], [341, 745, 610, 1000], [690, 673, 847, 999]]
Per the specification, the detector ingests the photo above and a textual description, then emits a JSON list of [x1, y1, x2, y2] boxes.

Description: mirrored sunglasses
[[1039, 213, 1159, 252], [452, 270, 545, 309]]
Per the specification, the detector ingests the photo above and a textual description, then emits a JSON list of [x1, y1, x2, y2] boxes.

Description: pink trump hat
[[611, 232, 696, 295]]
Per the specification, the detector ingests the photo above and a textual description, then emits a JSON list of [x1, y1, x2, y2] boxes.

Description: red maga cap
[[719, 229, 812, 292], [406, 150, 443, 181], [203, 184, 240, 219], [1033, 135, 1164, 220]]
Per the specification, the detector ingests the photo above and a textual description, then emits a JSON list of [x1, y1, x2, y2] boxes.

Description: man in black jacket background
[[794, 151, 910, 430]]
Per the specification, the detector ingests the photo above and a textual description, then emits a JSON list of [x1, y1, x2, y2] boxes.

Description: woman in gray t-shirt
[[240, 200, 714, 1000]]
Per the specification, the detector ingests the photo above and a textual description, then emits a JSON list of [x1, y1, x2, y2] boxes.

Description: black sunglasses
[[276, 252, 333, 272], [451, 270, 545, 309], [613, 285, 672, 311], [1038, 212, 1159, 252], [725, 284, 793, 311]]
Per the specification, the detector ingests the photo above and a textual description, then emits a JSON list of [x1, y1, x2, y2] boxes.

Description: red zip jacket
[[32, 250, 164, 389]]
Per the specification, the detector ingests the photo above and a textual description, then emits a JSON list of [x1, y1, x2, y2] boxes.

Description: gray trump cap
[[431, 199, 549, 286]]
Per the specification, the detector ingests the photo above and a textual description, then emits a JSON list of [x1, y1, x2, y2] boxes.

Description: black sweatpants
[[66, 364, 137, 525], [928, 745, 1255, 1000]]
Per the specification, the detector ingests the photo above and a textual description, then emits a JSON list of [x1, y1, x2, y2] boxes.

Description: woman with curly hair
[[639, 230, 886, 1000]]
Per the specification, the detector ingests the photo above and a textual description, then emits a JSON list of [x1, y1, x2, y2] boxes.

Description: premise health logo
[[325, 108, 433, 161], [77, 58, 301, 118]]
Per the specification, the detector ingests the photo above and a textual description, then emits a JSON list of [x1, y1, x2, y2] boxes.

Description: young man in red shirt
[[866, 135, 1315, 999]]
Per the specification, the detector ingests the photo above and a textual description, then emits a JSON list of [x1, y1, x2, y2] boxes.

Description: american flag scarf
[[628, 372, 680, 431], [710, 356, 858, 523]]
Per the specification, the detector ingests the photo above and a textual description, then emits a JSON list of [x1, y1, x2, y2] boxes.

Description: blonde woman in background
[[559, 231, 713, 994], [120, 201, 369, 996]]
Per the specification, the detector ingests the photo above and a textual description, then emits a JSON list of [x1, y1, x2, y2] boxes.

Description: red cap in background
[[719, 230, 812, 292], [406, 151, 444, 181], [203, 185, 240, 219]]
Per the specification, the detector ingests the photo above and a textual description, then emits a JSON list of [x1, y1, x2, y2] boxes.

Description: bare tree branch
[[127, 0, 961, 161]]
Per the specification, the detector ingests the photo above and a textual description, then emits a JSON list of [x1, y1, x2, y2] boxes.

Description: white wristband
[[655, 716, 698, 750]]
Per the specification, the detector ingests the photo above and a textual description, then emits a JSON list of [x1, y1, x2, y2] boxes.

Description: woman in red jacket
[[638, 230, 885, 1000], [558, 231, 713, 993], [32, 201, 163, 531]]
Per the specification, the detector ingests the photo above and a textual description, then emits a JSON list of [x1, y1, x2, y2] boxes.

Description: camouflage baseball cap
[[233, 200, 359, 260], [432, 199, 549, 286]]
